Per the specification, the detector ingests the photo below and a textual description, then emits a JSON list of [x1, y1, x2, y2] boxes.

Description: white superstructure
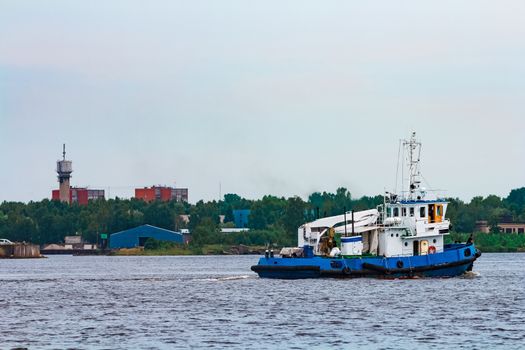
[[295, 132, 450, 258]]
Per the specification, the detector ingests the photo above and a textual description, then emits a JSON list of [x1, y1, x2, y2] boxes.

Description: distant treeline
[[0, 187, 524, 246], [447, 232, 525, 253]]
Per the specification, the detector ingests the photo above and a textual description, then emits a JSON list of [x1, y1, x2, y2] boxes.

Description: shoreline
[[38, 249, 524, 257], [112, 244, 267, 256]]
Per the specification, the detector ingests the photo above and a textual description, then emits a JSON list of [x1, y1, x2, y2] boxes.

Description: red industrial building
[[52, 187, 105, 205], [135, 186, 188, 203]]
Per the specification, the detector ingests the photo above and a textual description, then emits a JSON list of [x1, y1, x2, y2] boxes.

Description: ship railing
[[397, 189, 448, 201]]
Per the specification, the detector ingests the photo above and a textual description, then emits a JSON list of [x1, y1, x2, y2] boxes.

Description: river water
[[0, 253, 523, 349]]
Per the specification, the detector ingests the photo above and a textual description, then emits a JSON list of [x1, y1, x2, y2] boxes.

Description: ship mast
[[403, 132, 422, 200]]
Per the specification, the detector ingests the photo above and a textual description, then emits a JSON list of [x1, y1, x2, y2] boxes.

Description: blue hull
[[251, 244, 481, 279]]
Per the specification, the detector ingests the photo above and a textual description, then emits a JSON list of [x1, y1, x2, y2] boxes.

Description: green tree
[[248, 201, 268, 229], [281, 196, 306, 238], [191, 218, 219, 246], [506, 187, 525, 216], [189, 200, 220, 231]]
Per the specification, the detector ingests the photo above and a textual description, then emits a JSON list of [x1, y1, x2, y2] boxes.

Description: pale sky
[[1, 1, 524, 203]]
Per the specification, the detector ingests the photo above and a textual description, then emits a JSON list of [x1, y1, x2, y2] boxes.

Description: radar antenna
[[403, 132, 422, 199]]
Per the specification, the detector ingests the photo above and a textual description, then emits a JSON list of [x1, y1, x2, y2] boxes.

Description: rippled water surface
[[0, 253, 524, 349]]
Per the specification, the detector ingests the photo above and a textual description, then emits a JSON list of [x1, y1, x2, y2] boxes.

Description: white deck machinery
[[295, 209, 380, 257]]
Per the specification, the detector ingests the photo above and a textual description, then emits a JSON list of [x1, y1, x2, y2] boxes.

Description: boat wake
[[200, 275, 255, 282], [462, 271, 480, 279]]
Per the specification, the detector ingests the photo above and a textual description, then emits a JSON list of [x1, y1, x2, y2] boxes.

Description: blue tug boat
[[251, 133, 481, 279]]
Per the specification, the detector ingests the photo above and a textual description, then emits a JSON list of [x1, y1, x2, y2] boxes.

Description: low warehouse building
[[109, 224, 183, 249]]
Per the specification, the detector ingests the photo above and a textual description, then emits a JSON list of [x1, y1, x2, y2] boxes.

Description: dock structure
[[0, 243, 41, 258]]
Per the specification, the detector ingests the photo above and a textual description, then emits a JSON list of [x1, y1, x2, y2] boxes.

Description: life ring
[[428, 246, 437, 254]]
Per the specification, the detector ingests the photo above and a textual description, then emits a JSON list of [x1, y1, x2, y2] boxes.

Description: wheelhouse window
[[437, 205, 443, 217], [420, 207, 426, 218], [393, 207, 399, 217], [409, 207, 415, 217], [429, 204, 444, 223], [402, 207, 407, 217]]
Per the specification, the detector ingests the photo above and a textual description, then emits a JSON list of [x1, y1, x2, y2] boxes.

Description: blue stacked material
[[233, 209, 251, 228]]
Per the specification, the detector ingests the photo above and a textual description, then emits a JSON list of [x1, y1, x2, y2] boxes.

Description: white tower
[[56, 144, 73, 203]]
